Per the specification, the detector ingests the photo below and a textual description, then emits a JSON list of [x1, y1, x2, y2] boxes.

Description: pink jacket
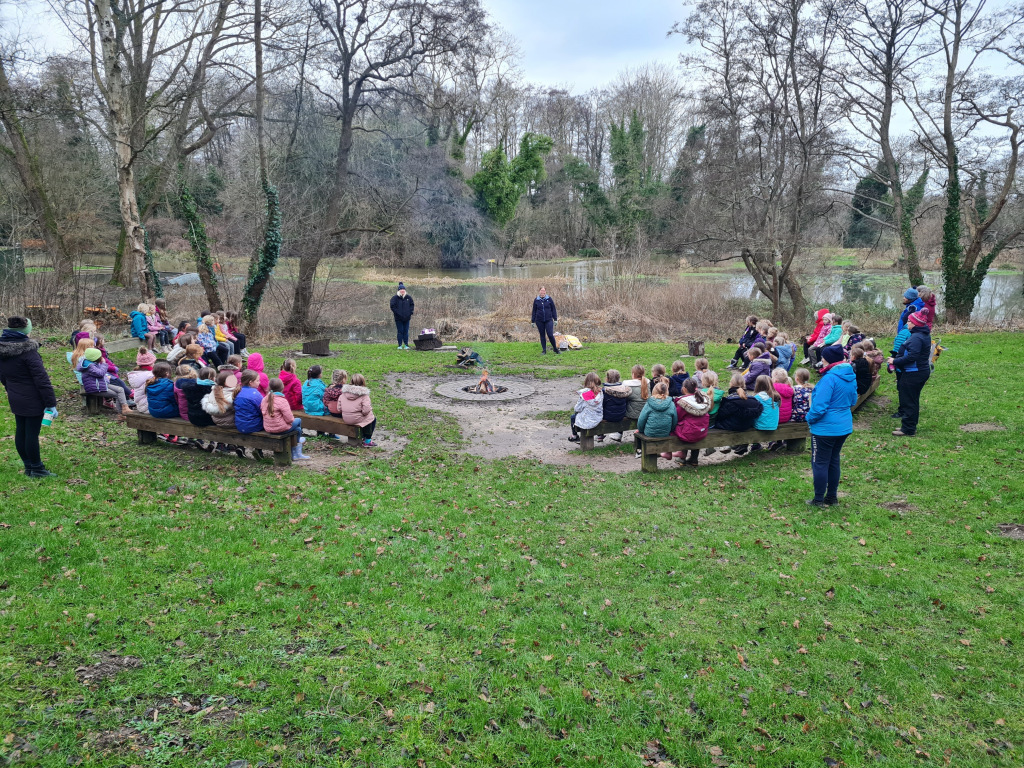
[[261, 392, 294, 433], [339, 384, 375, 427], [774, 382, 794, 423], [147, 314, 163, 332], [173, 379, 190, 420], [246, 353, 270, 396], [280, 370, 303, 411]]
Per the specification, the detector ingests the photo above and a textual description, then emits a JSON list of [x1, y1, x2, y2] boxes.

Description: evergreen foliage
[[242, 180, 282, 324], [846, 162, 888, 247], [143, 227, 163, 299], [178, 179, 222, 311], [469, 133, 553, 230]]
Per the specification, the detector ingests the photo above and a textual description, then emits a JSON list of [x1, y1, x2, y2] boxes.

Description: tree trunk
[[783, 270, 807, 320], [0, 58, 76, 285]]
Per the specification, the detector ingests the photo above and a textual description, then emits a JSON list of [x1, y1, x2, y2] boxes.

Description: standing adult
[[805, 345, 857, 507], [897, 288, 924, 333], [531, 286, 559, 355], [888, 311, 931, 437], [389, 282, 414, 350], [0, 316, 58, 478]]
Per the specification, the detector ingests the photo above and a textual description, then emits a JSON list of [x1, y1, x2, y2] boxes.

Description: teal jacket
[[820, 325, 842, 346], [637, 397, 678, 438], [302, 379, 327, 415], [754, 392, 780, 430]]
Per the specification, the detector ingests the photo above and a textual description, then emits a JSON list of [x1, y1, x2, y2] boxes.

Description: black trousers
[[15, 414, 44, 469], [537, 319, 557, 352], [233, 332, 247, 351], [897, 369, 930, 434], [362, 418, 376, 439]]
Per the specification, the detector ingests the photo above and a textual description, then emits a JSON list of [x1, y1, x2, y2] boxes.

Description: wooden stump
[[302, 338, 331, 356], [413, 337, 442, 351], [687, 340, 706, 357]]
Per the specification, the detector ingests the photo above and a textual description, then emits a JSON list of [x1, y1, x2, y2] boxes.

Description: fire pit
[[461, 385, 509, 394], [434, 378, 535, 402]]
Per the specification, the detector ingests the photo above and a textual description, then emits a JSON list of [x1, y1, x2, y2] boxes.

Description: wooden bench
[[853, 377, 880, 411], [295, 413, 363, 441], [577, 419, 638, 451], [125, 412, 298, 466], [634, 421, 810, 473], [80, 387, 118, 416]]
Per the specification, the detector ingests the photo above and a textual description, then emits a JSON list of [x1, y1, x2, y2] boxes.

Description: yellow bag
[[563, 334, 583, 350]]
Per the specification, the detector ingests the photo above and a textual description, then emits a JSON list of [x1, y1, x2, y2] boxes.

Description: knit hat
[[821, 346, 845, 364], [908, 310, 927, 326], [903, 288, 919, 301], [398, 282, 406, 291], [84, 348, 102, 362], [7, 316, 29, 329], [137, 349, 157, 367]]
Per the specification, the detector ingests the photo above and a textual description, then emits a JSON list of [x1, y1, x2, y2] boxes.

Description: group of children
[[69, 309, 378, 461]]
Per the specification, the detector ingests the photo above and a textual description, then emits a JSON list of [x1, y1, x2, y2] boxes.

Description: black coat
[[531, 295, 557, 324], [602, 384, 631, 422], [390, 293, 414, 321], [852, 357, 873, 395], [893, 325, 932, 373], [178, 379, 215, 427], [0, 330, 58, 417], [714, 389, 763, 432]]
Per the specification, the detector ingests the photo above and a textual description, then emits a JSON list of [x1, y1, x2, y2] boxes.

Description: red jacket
[[279, 370, 303, 411], [807, 308, 830, 344], [920, 294, 937, 329]]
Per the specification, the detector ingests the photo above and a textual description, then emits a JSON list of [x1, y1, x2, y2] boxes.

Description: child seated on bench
[[638, 380, 677, 442], [668, 378, 712, 466], [80, 348, 130, 416], [127, 348, 157, 414], [234, 370, 265, 435], [568, 372, 603, 443], [790, 368, 813, 422], [279, 359, 303, 411], [262, 377, 311, 461], [727, 315, 759, 369], [340, 373, 378, 448], [668, 360, 689, 397], [715, 373, 763, 455], [691, 358, 709, 387], [753, 375, 781, 434], [146, 362, 178, 420], [598, 369, 631, 443], [302, 365, 328, 414], [323, 370, 348, 415], [850, 346, 873, 396]]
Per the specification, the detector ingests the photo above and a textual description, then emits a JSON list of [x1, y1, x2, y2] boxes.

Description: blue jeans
[[282, 417, 302, 436], [395, 319, 410, 346], [810, 433, 849, 503]]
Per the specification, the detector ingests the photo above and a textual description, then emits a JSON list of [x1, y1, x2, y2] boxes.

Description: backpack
[[563, 334, 583, 350], [553, 333, 569, 350]]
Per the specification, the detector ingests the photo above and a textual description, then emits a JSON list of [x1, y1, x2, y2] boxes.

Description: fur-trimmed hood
[[603, 383, 631, 397], [676, 393, 712, 416], [201, 387, 235, 415], [342, 384, 370, 398], [0, 337, 38, 358]]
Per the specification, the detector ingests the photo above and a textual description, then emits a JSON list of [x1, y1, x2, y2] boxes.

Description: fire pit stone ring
[[434, 379, 535, 402]]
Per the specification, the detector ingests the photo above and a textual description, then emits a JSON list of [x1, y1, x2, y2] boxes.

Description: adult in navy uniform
[[531, 286, 559, 355], [888, 310, 932, 437], [0, 316, 58, 477], [389, 282, 414, 350]]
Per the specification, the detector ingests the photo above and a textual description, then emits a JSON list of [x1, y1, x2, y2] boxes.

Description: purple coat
[[744, 354, 772, 389], [80, 359, 112, 394], [0, 331, 58, 417]]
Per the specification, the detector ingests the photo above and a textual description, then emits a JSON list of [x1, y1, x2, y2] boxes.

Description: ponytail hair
[[214, 370, 234, 409], [267, 377, 283, 416], [632, 365, 648, 399], [729, 372, 747, 398], [331, 369, 348, 387], [754, 374, 781, 403], [682, 377, 706, 404]]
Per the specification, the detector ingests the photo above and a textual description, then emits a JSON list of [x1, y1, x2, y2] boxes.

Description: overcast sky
[[485, 0, 686, 91]]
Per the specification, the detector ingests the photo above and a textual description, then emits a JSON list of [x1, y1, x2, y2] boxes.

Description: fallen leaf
[[542, 655, 554, 661], [959, 639, 971, 647], [294, 692, 305, 703], [707, 746, 724, 756], [407, 681, 433, 694], [858, 538, 866, 546]]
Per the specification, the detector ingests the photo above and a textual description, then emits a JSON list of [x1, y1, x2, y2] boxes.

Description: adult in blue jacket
[[889, 311, 931, 437], [389, 283, 414, 350], [897, 288, 924, 333], [805, 345, 857, 507], [531, 287, 559, 355]]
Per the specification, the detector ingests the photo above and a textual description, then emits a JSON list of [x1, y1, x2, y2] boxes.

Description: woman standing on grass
[[805, 346, 857, 507], [0, 316, 58, 478], [531, 286, 559, 355], [888, 311, 932, 437]]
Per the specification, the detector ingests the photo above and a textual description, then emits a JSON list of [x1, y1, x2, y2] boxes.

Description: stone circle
[[434, 379, 535, 402]]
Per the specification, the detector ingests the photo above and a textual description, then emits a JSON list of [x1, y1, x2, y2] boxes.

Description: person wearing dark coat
[[0, 316, 58, 477], [389, 283, 414, 350], [531, 286, 559, 355], [889, 311, 932, 437]]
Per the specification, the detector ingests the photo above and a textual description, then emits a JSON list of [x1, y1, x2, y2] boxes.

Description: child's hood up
[[247, 353, 265, 372]]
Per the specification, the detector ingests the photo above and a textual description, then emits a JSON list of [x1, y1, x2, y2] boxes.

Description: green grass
[[1, 335, 1021, 767]]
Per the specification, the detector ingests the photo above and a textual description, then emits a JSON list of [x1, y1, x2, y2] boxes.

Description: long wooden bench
[[634, 421, 810, 473], [577, 419, 637, 451], [80, 387, 118, 415], [125, 412, 298, 466], [853, 377, 880, 411], [295, 413, 362, 441]]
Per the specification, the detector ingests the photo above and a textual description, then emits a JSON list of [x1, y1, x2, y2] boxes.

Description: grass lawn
[[1, 334, 1021, 767]]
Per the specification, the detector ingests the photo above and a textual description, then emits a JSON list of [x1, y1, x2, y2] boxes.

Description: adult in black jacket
[[888, 311, 931, 437], [531, 286, 559, 355], [389, 283, 414, 349], [0, 316, 58, 477]]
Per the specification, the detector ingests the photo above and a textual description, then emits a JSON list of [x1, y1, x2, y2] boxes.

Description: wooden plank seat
[[634, 421, 810, 473], [80, 387, 119, 416], [124, 412, 298, 466], [853, 377, 880, 411], [577, 419, 638, 451], [294, 413, 363, 441]]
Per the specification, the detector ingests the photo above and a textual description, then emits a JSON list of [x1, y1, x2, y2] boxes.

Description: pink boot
[[660, 452, 673, 459]]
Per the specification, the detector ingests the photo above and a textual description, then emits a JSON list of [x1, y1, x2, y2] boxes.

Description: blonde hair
[[282, 358, 297, 374], [771, 367, 791, 385], [702, 370, 719, 389], [185, 344, 203, 360], [695, 357, 708, 372], [776, 332, 788, 344], [671, 360, 686, 374], [755, 375, 781, 403], [729, 372, 747, 398], [175, 364, 198, 379], [767, 327, 778, 339], [331, 369, 348, 386], [631, 365, 649, 399], [651, 381, 669, 399], [137, 303, 149, 313], [80, 319, 97, 332], [793, 368, 812, 385], [756, 320, 770, 334], [71, 338, 95, 368], [203, 315, 216, 327]]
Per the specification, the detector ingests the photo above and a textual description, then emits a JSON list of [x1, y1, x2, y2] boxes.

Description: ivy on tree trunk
[[178, 181, 222, 312], [242, 180, 282, 327]]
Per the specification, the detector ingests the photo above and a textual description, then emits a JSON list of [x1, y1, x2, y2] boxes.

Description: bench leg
[[138, 430, 157, 445], [579, 435, 594, 451], [785, 437, 807, 453], [640, 450, 659, 473], [85, 396, 100, 416], [273, 448, 292, 466]]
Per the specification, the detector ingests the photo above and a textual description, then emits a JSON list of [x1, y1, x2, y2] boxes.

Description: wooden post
[[640, 449, 659, 473], [785, 437, 807, 453], [273, 448, 292, 466], [687, 340, 705, 357], [138, 430, 156, 445], [579, 434, 595, 451]]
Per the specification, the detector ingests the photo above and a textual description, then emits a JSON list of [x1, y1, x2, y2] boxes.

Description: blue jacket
[[893, 325, 931, 373], [146, 378, 179, 419], [897, 298, 925, 333], [892, 327, 911, 356], [806, 363, 857, 436], [129, 311, 148, 339], [776, 343, 795, 371], [531, 295, 557, 324], [302, 379, 327, 415], [754, 392, 780, 430], [234, 387, 265, 433], [637, 396, 678, 437]]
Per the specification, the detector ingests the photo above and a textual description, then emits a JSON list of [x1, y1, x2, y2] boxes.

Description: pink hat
[[908, 311, 927, 327], [137, 349, 157, 366]]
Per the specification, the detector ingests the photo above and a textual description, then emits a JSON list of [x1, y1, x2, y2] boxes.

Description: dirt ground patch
[[388, 374, 789, 473], [960, 422, 1006, 432], [880, 500, 918, 512], [997, 524, 1024, 540], [75, 651, 143, 683]]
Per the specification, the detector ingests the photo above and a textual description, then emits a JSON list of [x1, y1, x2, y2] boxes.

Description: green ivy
[[178, 180, 222, 311], [241, 180, 282, 324], [143, 227, 163, 298], [469, 133, 553, 231]]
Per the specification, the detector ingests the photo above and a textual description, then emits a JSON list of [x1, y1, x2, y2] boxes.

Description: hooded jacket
[[775, 343, 796, 371], [390, 292, 415, 321], [715, 388, 763, 432], [674, 393, 712, 443], [279, 369, 303, 411], [261, 392, 295, 433], [808, 308, 830, 343], [601, 382, 632, 423], [196, 324, 219, 353], [146, 378, 178, 419], [572, 389, 605, 430], [201, 387, 237, 429], [173, 378, 191, 419], [339, 384, 375, 427], [531, 295, 558, 324], [819, 324, 843, 347], [127, 369, 152, 413], [637, 396, 678, 438], [668, 372, 689, 397], [623, 378, 650, 421], [324, 384, 345, 414], [806, 363, 857, 436], [234, 387, 265, 433], [0, 330, 57, 417], [79, 358, 112, 395], [852, 357, 873, 395], [302, 378, 327, 415], [892, 324, 932, 373], [754, 392, 781, 431], [743, 353, 773, 390], [920, 294, 937, 329], [898, 298, 925, 333], [178, 378, 215, 427], [245, 353, 270, 396], [738, 324, 758, 347], [129, 311, 149, 339], [774, 381, 794, 423]]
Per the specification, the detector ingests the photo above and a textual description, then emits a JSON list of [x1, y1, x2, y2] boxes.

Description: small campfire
[[461, 369, 508, 395]]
